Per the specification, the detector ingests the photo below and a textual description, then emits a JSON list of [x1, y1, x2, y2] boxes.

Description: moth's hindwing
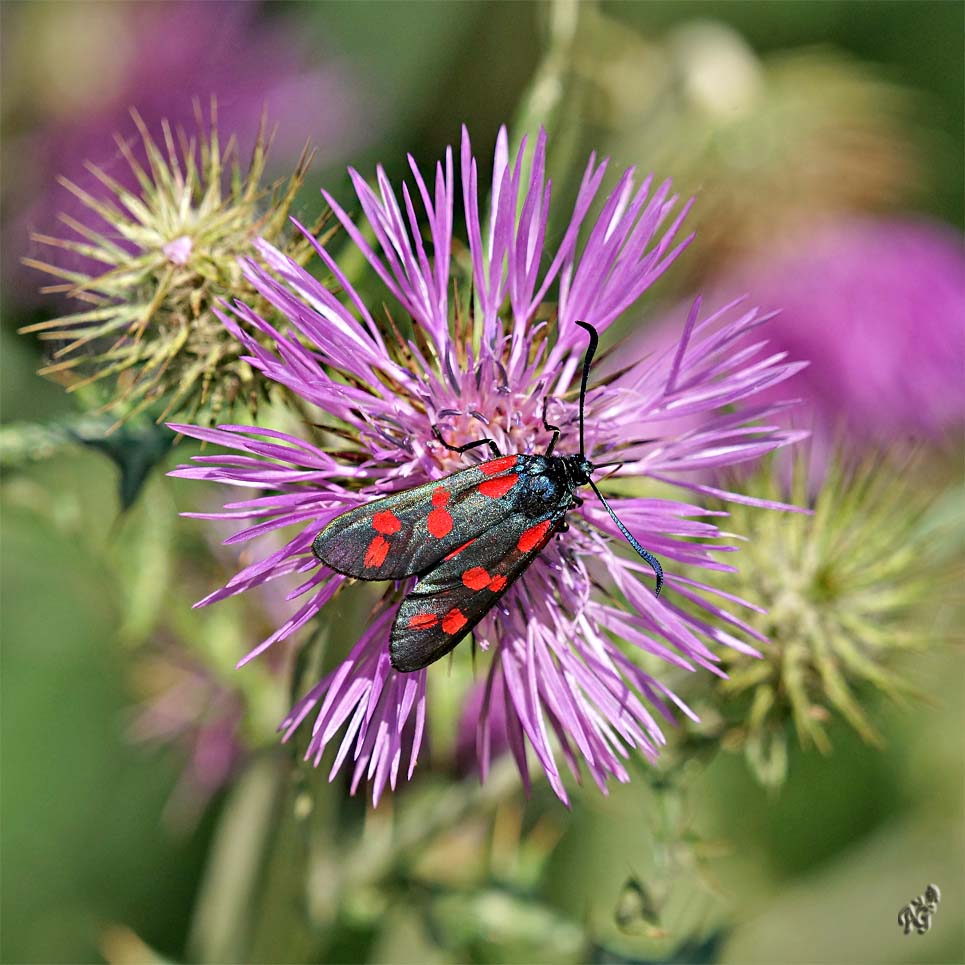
[[312, 455, 523, 581], [389, 508, 565, 672]]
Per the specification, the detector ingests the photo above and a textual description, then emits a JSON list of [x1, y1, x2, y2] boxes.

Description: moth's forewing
[[389, 509, 564, 672], [312, 456, 523, 580]]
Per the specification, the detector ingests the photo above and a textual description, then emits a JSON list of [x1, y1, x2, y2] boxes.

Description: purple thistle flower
[[701, 216, 965, 447], [171, 128, 804, 805]]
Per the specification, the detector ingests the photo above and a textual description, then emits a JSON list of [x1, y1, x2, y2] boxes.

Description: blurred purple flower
[[128, 515, 297, 828], [130, 645, 246, 829], [714, 217, 965, 445], [171, 128, 804, 804], [6, 0, 368, 294]]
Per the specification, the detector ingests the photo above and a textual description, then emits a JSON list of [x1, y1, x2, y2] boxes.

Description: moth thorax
[[518, 468, 566, 515]]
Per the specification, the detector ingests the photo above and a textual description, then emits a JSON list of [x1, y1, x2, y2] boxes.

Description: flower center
[[428, 394, 562, 473]]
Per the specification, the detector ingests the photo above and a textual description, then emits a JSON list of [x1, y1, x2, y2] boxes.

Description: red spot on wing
[[444, 537, 476, 561], [462, 566, 490, 590], [431, 487, 450, 507], [372, 509, 402, 534], [364, 535, 390, 567], [517, 519, 553, 553], [488, 574, 508, 592], [481, 455, 517, 476], [408, 613, 439, 630], [427, 507, 453, 538], [442, 607, 468, 635], [479, 473, 518, 499]]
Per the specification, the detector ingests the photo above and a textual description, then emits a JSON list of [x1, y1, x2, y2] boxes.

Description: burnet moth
[[312, 321, 663, 673]]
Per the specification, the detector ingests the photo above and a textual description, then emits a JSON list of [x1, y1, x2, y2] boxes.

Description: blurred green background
[[2, 2, 962, 963]]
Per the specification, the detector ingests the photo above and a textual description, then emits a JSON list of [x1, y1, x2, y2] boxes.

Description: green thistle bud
[[22, 101, 329, 425], [711, 452, 941, 787]]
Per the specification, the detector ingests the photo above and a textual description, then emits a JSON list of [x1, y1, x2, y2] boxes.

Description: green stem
[[187, 752, 289, 964], [307, 758, 522, 926], [511, 0, 582, 150], [0, 414, 114, 468], [509, 0, 588, 204]]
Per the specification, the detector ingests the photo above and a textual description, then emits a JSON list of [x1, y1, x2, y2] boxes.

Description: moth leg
[[432, 424, 501, 458], [541, 396, 561, 456]]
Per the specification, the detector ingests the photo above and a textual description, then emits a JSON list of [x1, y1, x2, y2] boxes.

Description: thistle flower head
[[172, 127, 804, 804], [718, 216, 965, 447], [710, 451, 940, 786], [22, 103, 326, 425], [5, 0, 366, 298]]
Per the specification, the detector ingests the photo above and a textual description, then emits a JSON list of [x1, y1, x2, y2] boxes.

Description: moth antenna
[[597, 464, 624, 483], [574, 321, 599, 458], [588, 479, 664, 596]]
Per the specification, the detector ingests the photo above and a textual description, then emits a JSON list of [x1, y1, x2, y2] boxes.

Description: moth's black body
[[312, 322, 664, 673]]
